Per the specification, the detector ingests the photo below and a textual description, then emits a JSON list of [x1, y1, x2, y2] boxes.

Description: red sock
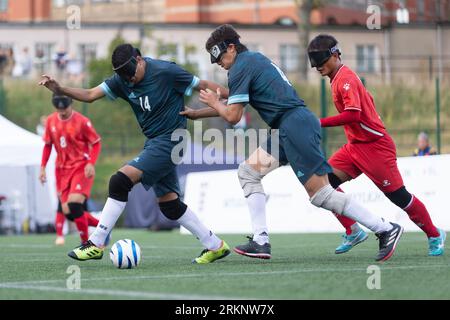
[[84, 211, 99, 227], [404, 196, 439, 238], [73, 215, 89, 243], [55, 212, 65, 237], [333, 187, 357, 235]]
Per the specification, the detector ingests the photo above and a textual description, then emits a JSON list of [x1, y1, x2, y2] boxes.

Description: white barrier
[[183, 154, 450, 234]]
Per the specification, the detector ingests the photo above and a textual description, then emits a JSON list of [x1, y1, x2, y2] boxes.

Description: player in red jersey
[[39, 93, 101, 245], [307, 34, 446, 256]]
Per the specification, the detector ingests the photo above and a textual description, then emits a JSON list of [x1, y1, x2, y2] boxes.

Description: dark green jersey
[[227, 51, 305, 128], [100, 57, 199, 139]]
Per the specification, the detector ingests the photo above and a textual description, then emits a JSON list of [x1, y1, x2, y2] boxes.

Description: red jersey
[[43, 111, 100, 169], [331, 65, 387, 143]]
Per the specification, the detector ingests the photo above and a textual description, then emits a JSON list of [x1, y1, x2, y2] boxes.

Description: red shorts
[[328, 134, 404, 193], [56, 163, 94, 203]]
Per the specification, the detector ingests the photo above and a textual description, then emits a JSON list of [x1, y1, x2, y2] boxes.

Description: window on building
[[0, 0, 8, 12], [279, 44, 299, 73], [246, 43, 261, 53], [35, 42, 55, 73], [417, 0, 425, 21], [356, 44, 379, 73], [53, 0, 86, 7], [78, 43, 97, 67]]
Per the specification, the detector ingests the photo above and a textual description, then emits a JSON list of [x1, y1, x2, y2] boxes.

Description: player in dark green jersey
[[39, 44, 231, 264]]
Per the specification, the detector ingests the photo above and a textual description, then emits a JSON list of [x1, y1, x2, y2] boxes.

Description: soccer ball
[[109, 239, 141, 269]]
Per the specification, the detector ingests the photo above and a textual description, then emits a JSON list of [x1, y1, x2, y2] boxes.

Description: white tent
[[0, 115, 56, 233]]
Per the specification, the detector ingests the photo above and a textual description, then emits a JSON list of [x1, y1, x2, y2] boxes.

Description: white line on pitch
[[1, 264, 448, 287], [0, 284, 242, 300]]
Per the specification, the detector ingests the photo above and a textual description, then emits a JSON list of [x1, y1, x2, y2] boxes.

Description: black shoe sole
[[233, 247, 271, 259]]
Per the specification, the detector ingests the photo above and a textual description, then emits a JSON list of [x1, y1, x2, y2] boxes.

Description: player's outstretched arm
[[197, 80, 229, 99], [199, 88, 243, 125], [180, 106, 220, 120], [39, 75, 105, 103]]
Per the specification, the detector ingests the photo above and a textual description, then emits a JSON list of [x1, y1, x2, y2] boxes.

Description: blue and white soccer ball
[[109, 239, 141, 269]]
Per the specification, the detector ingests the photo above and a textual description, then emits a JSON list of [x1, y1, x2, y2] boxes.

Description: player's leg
[[153, 172, 230, 264], [64, 164, 98, 244], [54, 169, 66, 245], [328, 152, 368, 254], [385, 186, 445, 255], [282, 107, 402, 261], [353, 135, 444, 256], [234, 146, 280, 259], [82, 198, 99, 227], [66, 193, 89, 244], [58, 170, 90, 245], [54, 199, 65, 245], [68, 164, 139, 261]]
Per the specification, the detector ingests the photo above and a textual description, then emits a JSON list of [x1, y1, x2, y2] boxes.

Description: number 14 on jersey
[[139, 96, 151, 112]]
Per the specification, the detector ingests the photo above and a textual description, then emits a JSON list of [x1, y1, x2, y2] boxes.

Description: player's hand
[[39, 167, 47, 184], [179, 106, 198, 120], [38, 75, 61, 93], [85, 163, 95, 179], [199, 88, 221, 109]]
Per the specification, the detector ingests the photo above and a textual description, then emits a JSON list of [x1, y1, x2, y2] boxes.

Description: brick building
[[1, 1, 448, 25]]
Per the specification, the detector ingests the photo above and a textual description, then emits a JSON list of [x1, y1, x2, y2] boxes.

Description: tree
[[88, 33, 140, 87], [294, 0, 325, 83]]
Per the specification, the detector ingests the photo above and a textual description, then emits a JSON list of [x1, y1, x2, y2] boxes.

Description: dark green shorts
[[263, 107, 332, 185], [128, 134, 182, 197]]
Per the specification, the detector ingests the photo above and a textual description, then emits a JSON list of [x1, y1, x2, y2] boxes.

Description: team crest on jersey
[[76, 184, 82, 190], [343, 83, 350, 91], [51, 126, 56, 132]]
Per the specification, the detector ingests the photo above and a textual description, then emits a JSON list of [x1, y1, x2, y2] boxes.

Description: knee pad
[[328, 172, 343, 189], [66, 202, 84, 221], [109, 171, 134, 202], [238, 162, 265, 197], [310, 184, 348, 214], [159, 198, 187, 220], [384, 186, 412, 209]]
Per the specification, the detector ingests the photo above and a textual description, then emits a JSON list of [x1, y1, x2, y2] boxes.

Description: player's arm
[[321, 77, 361, 127], [180, 106, 220, 120], [196, 80, 229, 99], [84, 141, 101, 179], [39, 75, 105, 103], [320, 110, 361, 127], [83, 119, 102, 178], [39, 143, 52, 184], [199, 89, 244, 125]]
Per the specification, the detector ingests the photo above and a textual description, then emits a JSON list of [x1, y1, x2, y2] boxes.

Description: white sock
[[342, 197, 392, 234], [247, 193, 269, 245], [178, 207, 222, 250], [89, 197, 126, 247]]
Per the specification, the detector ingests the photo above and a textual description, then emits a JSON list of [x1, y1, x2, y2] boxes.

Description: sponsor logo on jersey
[[128, 92, 137, 99], [383, 180, 391, 187], [76, 184, 82, 190]]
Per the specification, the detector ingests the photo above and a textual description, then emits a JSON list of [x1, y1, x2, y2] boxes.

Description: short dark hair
[[205, 24, 248, 53], [111, 44, 141, 69], [308, 34, 339, 52]]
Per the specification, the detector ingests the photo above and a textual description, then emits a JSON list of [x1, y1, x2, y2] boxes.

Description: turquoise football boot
[[335, 229, 369, 254], [428, 229, 446, 256]]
